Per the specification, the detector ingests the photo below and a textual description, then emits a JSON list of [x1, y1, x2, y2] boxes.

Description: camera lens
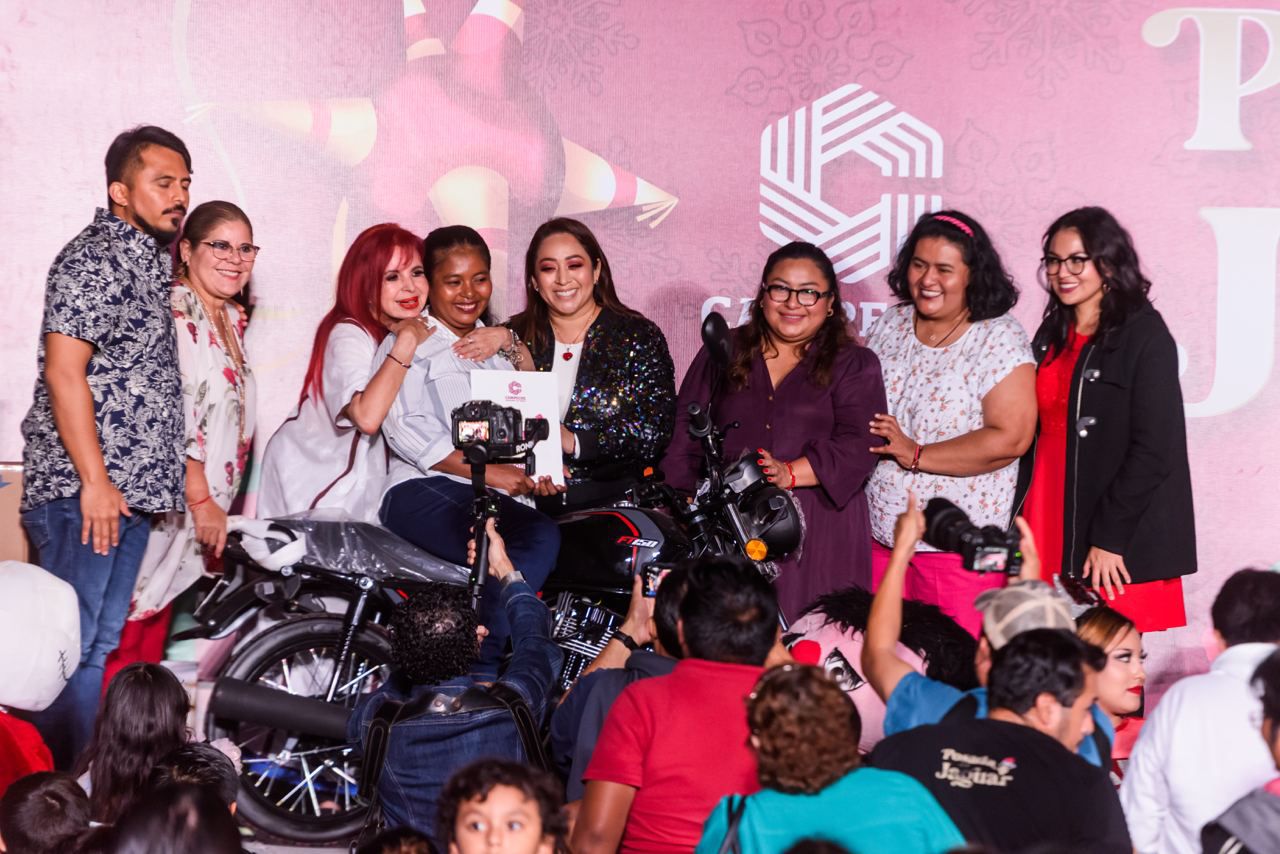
[[922, 497, 975, 553]]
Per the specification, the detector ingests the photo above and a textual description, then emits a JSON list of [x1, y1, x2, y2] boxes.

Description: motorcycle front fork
[[327, 577, 375, 702]]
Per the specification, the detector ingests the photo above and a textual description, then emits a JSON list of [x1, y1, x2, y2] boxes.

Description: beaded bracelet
[[784, 460, 796, 490]]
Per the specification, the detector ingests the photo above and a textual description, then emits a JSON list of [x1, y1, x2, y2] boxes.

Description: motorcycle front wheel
[[205, 614, 392, 844]]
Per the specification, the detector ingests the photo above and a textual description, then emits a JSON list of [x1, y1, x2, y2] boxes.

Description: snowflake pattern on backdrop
[[707, 247, 756, 291], [521, 0, 639, 96], [945, 119, 1067, 230], [945, 0, 1145, 99], [727, 0, 913, 118]]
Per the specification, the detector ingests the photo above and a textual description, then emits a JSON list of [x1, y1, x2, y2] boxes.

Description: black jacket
[[1022, 304, 1196, 583], [523, 307, 676, 510]]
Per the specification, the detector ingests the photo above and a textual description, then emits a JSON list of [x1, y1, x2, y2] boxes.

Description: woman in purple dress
[[660, 242, 886, 619]]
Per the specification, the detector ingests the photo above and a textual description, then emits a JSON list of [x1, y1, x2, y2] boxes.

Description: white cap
[[0, 561, 80, 711]]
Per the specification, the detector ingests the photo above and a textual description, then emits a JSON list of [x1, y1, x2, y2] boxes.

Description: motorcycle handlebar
[[687, 402, 713, 439], [209, 677, 352, 742]]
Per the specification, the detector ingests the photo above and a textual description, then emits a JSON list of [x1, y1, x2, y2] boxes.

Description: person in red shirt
[[0, 715, 54, 800], [572, 557, 780, 854]]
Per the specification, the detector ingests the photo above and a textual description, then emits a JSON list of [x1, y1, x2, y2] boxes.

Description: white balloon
[[0, 561, 79, 712]]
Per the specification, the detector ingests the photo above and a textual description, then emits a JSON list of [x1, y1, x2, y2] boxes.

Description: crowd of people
[[1, 122, 1270, 854]]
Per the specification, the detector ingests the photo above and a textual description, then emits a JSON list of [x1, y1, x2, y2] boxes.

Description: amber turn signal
[[745, 539, 768, 561]]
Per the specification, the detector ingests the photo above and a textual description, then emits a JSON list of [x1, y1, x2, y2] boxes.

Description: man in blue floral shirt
[[19, 125, 192, 768]]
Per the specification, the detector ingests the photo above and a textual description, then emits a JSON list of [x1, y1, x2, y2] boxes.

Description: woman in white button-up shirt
[[378, 225, 561, 678]]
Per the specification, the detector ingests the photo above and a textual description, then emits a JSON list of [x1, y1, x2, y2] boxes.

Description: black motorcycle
[[195, 313, 802, 843]]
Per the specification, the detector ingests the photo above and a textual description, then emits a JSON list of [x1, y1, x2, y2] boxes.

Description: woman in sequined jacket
[[455, 218, 676, 514]]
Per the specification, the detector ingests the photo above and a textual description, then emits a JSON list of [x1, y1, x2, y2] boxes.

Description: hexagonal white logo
[[759, 83, 944, 284]]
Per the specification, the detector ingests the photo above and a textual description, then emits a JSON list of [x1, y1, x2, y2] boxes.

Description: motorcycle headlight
[[736, 486, 803, 560]]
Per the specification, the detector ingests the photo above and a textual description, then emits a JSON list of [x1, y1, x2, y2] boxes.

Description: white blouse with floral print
[[865, 304, 1033, 550], [128, 284, 256, 619]]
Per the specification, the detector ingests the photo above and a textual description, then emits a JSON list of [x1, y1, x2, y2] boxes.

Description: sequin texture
[[522, 307, 676, 486]]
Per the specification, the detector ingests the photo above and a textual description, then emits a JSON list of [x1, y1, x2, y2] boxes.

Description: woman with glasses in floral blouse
[[109, 202, 258, 676]]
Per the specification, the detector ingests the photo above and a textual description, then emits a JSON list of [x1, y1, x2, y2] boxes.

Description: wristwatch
[[613, 629, 641, 651], [499, 570, 526, 588]]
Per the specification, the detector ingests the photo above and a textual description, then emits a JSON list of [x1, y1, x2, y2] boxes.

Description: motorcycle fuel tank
[[548, 507, 691, 597]]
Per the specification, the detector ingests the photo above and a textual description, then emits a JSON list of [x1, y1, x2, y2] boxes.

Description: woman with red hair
[[258, 223, 433, 520]]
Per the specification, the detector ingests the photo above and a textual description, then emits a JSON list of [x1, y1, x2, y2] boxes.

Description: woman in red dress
[[1022, 207, 1194, 631]]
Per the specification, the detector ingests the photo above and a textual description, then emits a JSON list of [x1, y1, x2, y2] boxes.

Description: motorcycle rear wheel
[[205, 614, 391, 844]]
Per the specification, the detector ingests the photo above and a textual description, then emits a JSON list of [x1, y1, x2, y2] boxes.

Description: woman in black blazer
[[1020, 207, 1195, 631], [456, 217, 676, 514]]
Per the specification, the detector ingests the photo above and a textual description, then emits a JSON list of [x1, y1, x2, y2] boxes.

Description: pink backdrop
[[2, 1, 1278, 689]]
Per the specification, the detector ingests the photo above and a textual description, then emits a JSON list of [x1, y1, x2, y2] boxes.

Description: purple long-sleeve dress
[[659, 341, 887, 619]]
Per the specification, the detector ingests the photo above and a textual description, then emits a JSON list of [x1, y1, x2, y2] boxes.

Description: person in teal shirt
[[695, 664, 963, 854]]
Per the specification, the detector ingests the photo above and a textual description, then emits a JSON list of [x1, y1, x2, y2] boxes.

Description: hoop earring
[[827, 308, 834, 317]]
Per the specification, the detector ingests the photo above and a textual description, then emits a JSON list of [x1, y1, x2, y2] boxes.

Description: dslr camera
[[451, 400, 549, 467], [923, 497, 1023, 575]]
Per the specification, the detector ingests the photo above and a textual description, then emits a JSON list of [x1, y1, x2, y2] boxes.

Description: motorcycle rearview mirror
[[700, 310, 731, 421], [701, 310, 731, 370]]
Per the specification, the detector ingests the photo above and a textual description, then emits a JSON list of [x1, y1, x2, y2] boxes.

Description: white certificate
[[470, 370, 566, 486]]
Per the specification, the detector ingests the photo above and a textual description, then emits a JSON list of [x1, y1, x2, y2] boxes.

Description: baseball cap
[[974, 580, 1074, 649]]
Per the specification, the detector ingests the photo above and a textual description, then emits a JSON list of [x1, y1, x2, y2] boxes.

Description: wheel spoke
[[300, 756, 323, 817], [336, 660, 384, 697], [209, 617, 391, 838]]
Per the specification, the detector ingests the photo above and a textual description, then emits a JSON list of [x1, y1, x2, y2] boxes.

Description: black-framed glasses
[[203, 240, 261, 261], [764, 284, 832, 307], [1043, 254, 1090, 276]]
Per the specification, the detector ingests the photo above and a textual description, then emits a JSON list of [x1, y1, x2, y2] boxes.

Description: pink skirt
[[871, 542, 1007, 637]]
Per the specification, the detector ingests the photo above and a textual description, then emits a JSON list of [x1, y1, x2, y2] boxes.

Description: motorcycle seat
[[233, 513, 471, 587]]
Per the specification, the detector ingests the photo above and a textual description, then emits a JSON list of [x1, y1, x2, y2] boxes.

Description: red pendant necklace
[[556, 307, 599, 361]]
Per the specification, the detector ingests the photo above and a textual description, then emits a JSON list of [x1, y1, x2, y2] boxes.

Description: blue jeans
[[381, 477, 560, 677], [20, 497, 151, 770]]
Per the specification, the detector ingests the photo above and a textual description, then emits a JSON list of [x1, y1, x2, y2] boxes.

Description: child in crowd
[[110, 783, 242, 853], [147, 741, 239, 814], [438, 759, 567, 854], [75, 662, 190, 823], [0, 771, 90, 854], [355, 826, 439, 854]]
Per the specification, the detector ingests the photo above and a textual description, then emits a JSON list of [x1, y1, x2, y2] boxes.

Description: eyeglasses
[[203, 240, 261, 261], [1043, 254, 1091, 276], [764, 284, 832, 307]]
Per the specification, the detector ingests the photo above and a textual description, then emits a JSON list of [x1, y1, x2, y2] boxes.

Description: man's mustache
[[164, 205, 187, 217]]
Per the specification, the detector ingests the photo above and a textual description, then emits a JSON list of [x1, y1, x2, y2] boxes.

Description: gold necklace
[[552, 304, 600, 361], [186, 281, 247, 449], [893, 310, 971, 452], [914, 310, 969, 349]]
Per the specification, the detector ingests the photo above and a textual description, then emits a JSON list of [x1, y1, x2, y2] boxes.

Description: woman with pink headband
[[863, 210, 1037, 635]]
